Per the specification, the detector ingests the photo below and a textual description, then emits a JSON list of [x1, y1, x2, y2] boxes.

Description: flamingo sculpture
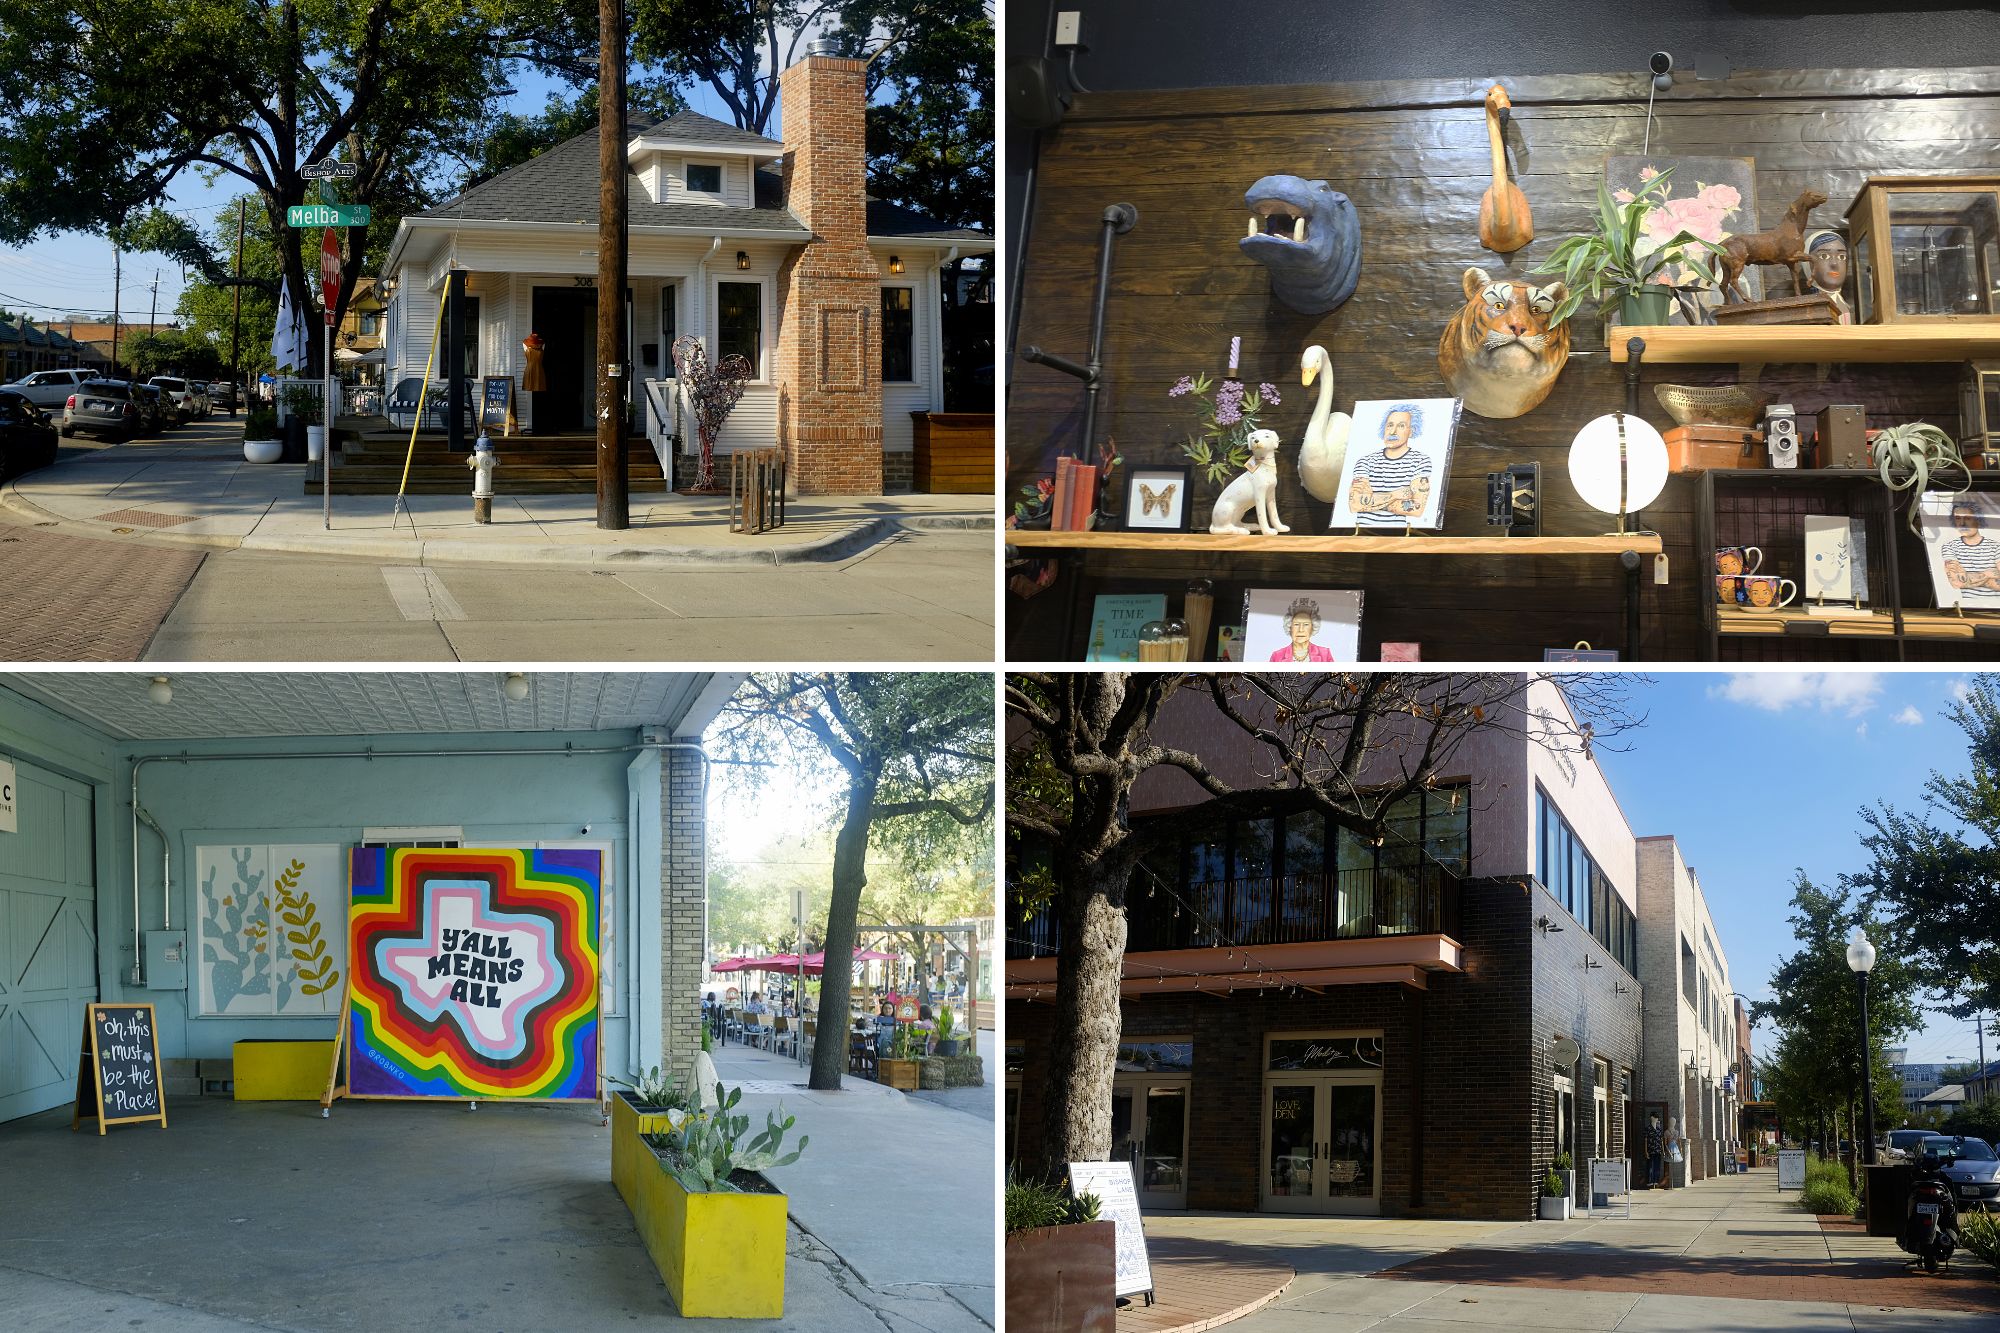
[[1479, 83, 1533, 254], [1297, 345, 1351, 504]]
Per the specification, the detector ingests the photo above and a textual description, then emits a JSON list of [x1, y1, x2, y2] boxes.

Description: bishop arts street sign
[[287, 203, 370, 227], [301, 159, 359, 180]]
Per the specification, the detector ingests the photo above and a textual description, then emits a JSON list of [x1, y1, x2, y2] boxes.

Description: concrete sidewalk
[[3, 420, 993, 569], [711, 1043, 995, 1329], [1151, 1168, 2000, 1332]]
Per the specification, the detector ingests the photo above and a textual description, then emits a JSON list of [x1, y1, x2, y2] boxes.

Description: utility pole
[[228, 200, 245, 416], [595, 0, 630, 529], [147, 270, 159, 375], [110, 248, 121, 378]]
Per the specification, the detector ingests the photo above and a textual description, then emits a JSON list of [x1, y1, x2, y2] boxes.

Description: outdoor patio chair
[[383, 377, 426, 427], [772, 1016, 793, 1057], [850, 1031, 878, 1080]]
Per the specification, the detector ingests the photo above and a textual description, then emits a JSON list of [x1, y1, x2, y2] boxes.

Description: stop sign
[[320, 227, 342, 325]]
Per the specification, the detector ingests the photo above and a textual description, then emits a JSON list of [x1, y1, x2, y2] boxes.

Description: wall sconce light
[[147, 675, 173, 705], [502, 672, 530, 702], [1583, 955, 1603, 971], [889, 254, 904, 275], [1614, 982, 1632, 996], [1534, 914, 1566, 936], [735, 251, 750, 271]]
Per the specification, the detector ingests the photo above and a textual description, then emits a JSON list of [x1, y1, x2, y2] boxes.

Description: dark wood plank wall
[[1006, 67, 2000, 661]]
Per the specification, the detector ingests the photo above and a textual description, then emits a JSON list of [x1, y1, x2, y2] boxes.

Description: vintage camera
[[1486, 462, 1541, 536], [1765, 403, 1800, 468]]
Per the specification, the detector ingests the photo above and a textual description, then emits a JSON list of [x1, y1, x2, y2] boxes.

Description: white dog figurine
[[1210, 428, 1288, 535]]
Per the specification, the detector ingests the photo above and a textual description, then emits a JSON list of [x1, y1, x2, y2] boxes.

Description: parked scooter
[[1899, 1147, 1961, 1273]]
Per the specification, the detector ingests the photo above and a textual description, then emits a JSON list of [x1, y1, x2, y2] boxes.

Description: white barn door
[[0, 758, 96, 1123]]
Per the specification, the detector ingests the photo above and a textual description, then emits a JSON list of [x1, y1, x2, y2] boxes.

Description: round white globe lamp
[[1568, 411, 1668, 535]]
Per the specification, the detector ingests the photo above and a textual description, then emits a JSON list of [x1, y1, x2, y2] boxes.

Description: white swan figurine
[[1297, 344, 1351, 504]]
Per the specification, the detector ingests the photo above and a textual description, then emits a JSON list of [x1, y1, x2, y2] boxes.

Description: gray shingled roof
[[419, 113, 806, 233], [634, 110, 784, 151], [866, 198, 989, 241]]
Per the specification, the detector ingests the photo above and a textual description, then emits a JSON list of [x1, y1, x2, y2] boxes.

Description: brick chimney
[[774, 49, 883, 495]]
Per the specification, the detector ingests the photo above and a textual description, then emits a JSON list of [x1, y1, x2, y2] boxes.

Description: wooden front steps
[[312, 430, 673, 495]]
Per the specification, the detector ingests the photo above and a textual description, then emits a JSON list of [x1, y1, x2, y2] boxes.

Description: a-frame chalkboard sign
[[72, 1002, 167, 1134]]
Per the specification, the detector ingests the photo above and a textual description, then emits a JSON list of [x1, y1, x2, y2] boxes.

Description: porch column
[[658, 748, 706, 1083]]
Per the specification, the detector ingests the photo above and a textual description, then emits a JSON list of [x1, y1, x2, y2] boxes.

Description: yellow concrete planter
[[879, 1058, 921, 1091], [628, 1139, 787, 1318], [611, 1091, 679, 1211], [232, 1039, 334, 1100]]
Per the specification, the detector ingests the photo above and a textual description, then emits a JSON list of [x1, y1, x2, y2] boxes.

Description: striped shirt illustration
[[1351, 447, 1433, 527], [1944, 535, 2000, 603]]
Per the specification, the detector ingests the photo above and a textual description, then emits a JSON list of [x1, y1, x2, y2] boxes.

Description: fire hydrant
[[468, 434, 497, 524]]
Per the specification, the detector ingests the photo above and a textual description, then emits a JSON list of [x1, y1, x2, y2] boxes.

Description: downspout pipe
[[126, 740, 712, 1020], [675, 235, 725, 454]]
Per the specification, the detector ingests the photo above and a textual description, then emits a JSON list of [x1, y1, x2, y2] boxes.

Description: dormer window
[[686, 162, 722, 194]]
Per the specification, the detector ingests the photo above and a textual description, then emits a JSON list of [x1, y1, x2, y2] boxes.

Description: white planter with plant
[[1532, 166, 1727, 330], [1539, 1170, 1573, 1220]]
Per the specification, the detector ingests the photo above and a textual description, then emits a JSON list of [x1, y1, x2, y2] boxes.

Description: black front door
[[531, 285, 597, 432]]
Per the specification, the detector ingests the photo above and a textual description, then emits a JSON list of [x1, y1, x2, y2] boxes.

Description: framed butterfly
[[1122, 466, 1192, 531]]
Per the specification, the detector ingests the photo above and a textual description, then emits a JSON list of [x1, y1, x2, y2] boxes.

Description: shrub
[[1552, 1152, 1573, 1172], [1960, 1212, 2000, 1269], [1798, 1176, 1858, 1217], [244, 407, 279, 439], [1005, 1175, 1103, 1235], [1541, 1171, 1565, 1198]]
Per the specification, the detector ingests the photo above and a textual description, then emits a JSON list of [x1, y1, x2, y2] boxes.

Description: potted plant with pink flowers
[[1532, 166, 1728, 329]]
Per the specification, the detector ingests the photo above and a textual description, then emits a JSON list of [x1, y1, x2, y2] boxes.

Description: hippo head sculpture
[[1239, 175, 1363, 316]]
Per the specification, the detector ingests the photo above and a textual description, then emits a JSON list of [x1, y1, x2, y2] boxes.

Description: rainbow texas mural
[[347, 847, 600, 1100]]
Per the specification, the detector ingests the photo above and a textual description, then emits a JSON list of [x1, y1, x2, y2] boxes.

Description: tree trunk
[[1035, 858, 1128, 1180], [810, 769, 880, 1090]]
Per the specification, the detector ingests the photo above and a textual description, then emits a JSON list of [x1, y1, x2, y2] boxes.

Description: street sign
[[320, 228, 342, 327], [287, 203, 371, 227], [302, 159, 359, 180]]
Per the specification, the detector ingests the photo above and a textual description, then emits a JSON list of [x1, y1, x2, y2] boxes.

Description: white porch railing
[[274, 378, 384, 420]]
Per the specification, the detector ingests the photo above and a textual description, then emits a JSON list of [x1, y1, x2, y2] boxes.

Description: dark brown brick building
[[1007, 679, 1651, 1220]]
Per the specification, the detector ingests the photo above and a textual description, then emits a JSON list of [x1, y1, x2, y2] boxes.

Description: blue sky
[[1593, 671, 1995, 1080]]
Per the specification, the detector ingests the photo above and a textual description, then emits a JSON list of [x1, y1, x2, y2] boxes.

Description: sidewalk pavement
[[4, 421, 993, 569], [1149, 1167, 2000, 1332], [711, 1042, 995, 1330]]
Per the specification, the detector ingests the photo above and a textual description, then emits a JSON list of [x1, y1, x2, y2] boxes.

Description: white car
[[147, 376, 201, 421], [7, 368, 94, 414]]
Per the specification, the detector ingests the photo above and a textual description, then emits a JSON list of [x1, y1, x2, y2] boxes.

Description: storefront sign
[[1068, 1160, 1154, 1299], [1777, 1148, 1807, 1190], [73, 1003, 166, 1134], [0, 757, 14, 833], [338, 847, 601, 1102], [1268, 1035, 1384, 1071]]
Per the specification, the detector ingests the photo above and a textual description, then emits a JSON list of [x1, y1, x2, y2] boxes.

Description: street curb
[[3, 481, 990, 568]]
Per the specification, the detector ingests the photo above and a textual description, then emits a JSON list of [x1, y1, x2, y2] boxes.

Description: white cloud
[[1857, 721, 1869, 738], [1709, 672, 1884, 716], [1951, 678, 1974, 703], [1893, 705, 1924, 726]]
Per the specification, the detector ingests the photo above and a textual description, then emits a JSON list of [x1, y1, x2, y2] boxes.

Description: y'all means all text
[[426, 929, 525, 1009]]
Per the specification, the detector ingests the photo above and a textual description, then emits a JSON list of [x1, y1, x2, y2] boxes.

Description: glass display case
[[1845, 176, 2000, 323], [1962, 360, 2000, 460]]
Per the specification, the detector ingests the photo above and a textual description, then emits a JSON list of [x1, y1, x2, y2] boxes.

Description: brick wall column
[[775, 53, 884, 495], [659, 749, 706, 1084]]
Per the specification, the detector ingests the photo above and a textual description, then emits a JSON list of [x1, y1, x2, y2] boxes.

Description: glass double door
[[1261, 1075, 1382, 1213], [1110, 1078, 1189, 1209]]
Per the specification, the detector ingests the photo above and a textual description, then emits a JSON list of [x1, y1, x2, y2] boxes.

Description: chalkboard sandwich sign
[[480, 375, 515, 436], [73, 1003, 167, 1134]]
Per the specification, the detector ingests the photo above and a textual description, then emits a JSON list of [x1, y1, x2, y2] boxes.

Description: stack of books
[[1050, 457, 1098, 530]]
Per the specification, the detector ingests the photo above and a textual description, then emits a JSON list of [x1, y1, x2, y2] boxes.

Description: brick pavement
[[0, 523, 205, 660], [1118, 1237, 1294, 1333]]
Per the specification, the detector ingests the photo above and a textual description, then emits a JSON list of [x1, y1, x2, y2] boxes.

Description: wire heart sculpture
[[1873, 422, 1970, 535]]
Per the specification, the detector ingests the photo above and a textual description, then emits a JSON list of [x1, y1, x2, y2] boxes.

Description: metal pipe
[[1080, 203, 1136, 460], [137, 804, 170, 928]]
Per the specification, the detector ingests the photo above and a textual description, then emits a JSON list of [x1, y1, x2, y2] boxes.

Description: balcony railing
[[1008, 852, 1463, 961]]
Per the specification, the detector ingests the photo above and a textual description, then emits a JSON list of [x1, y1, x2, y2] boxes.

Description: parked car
[[61, 378, 138, 441], [210, 379, 241, 411], [7, 368, 95, 413], [187, 381, 214, 415], [0, 388, 59, 478], [130, 382, 169, 434], [1886, 1128, 1937, 1161], [1922, 1136, 1999, 1210], [147, 376, 199, 423]]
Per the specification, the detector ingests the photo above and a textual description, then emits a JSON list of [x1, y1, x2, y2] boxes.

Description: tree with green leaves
[[1843, 676, 2000, 1028], [0, 0, 516, 371], [1005, 671, 1641, 1180], [1751, 874, 1918, 1178], [711, 672, 992, 1091]]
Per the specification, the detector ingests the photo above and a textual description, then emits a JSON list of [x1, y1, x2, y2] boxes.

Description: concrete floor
[[0, 1093, 985, 1331]]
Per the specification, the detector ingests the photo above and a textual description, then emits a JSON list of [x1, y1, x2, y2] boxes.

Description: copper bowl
[[1654, 383, 1770, 428]]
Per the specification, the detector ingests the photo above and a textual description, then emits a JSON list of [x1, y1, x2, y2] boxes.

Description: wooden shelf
[[1005, 531, 1663, 556], [1609, 324, 2000, 364], [1717, 606, 2000, 641]]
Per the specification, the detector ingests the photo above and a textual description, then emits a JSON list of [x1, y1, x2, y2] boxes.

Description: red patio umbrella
[[711, 956, 754, 972]]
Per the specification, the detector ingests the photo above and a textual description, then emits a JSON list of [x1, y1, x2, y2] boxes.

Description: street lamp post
[[1847, 927, 1878, 1167]]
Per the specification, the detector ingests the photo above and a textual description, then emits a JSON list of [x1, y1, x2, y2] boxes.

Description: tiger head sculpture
[[1436, 267, 1570, 420]]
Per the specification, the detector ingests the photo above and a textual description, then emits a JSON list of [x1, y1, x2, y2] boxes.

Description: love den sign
[[336, 848, 601, 1104]]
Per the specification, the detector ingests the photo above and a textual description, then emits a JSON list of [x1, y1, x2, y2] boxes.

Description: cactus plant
[[650, 1082, 809, 1193]]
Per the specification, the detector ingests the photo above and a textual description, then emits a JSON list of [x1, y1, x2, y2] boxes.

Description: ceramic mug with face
[[1714, 573, 1744, 605], [1742, 574, 1797, 610], [1715, 546, 1764, 577]]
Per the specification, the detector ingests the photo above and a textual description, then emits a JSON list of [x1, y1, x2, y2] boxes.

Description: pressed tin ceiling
[[0, 672, 735, 742]]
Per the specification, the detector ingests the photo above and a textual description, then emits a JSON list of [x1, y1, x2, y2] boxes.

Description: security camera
[[1650, 51, 1673, 92], [580, 825, 592, 835]]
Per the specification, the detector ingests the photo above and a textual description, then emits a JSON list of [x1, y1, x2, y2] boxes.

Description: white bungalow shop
[[376, 96, 989, 493]]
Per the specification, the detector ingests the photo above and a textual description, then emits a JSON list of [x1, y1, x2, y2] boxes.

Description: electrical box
[[1054, 10, 1084, 47], [143, 930, 188, 990]]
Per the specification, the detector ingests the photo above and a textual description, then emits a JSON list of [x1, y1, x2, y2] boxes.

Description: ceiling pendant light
[[502, 672, 530, 702], [148, 675, 173, 705]]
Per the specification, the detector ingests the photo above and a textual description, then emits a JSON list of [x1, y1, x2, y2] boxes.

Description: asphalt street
[[1, 420, 995, 663]]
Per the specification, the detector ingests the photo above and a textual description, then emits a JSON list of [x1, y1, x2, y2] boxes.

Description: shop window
[[1334, 823, 1373, 935], [360, 825, 463, 849], [1186, 837, 1228, 946], [882, 286, 915, 382], [1554, 1067, 1575, 1162], [1234, 817, 1275, 942], [1280, 811, 1325, 935], [1593, 1058, 1611, 1159], [1116, 1039, 1193, 1073], [716, 280, 763, 377], [1682, 937, 1697, 1003]]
